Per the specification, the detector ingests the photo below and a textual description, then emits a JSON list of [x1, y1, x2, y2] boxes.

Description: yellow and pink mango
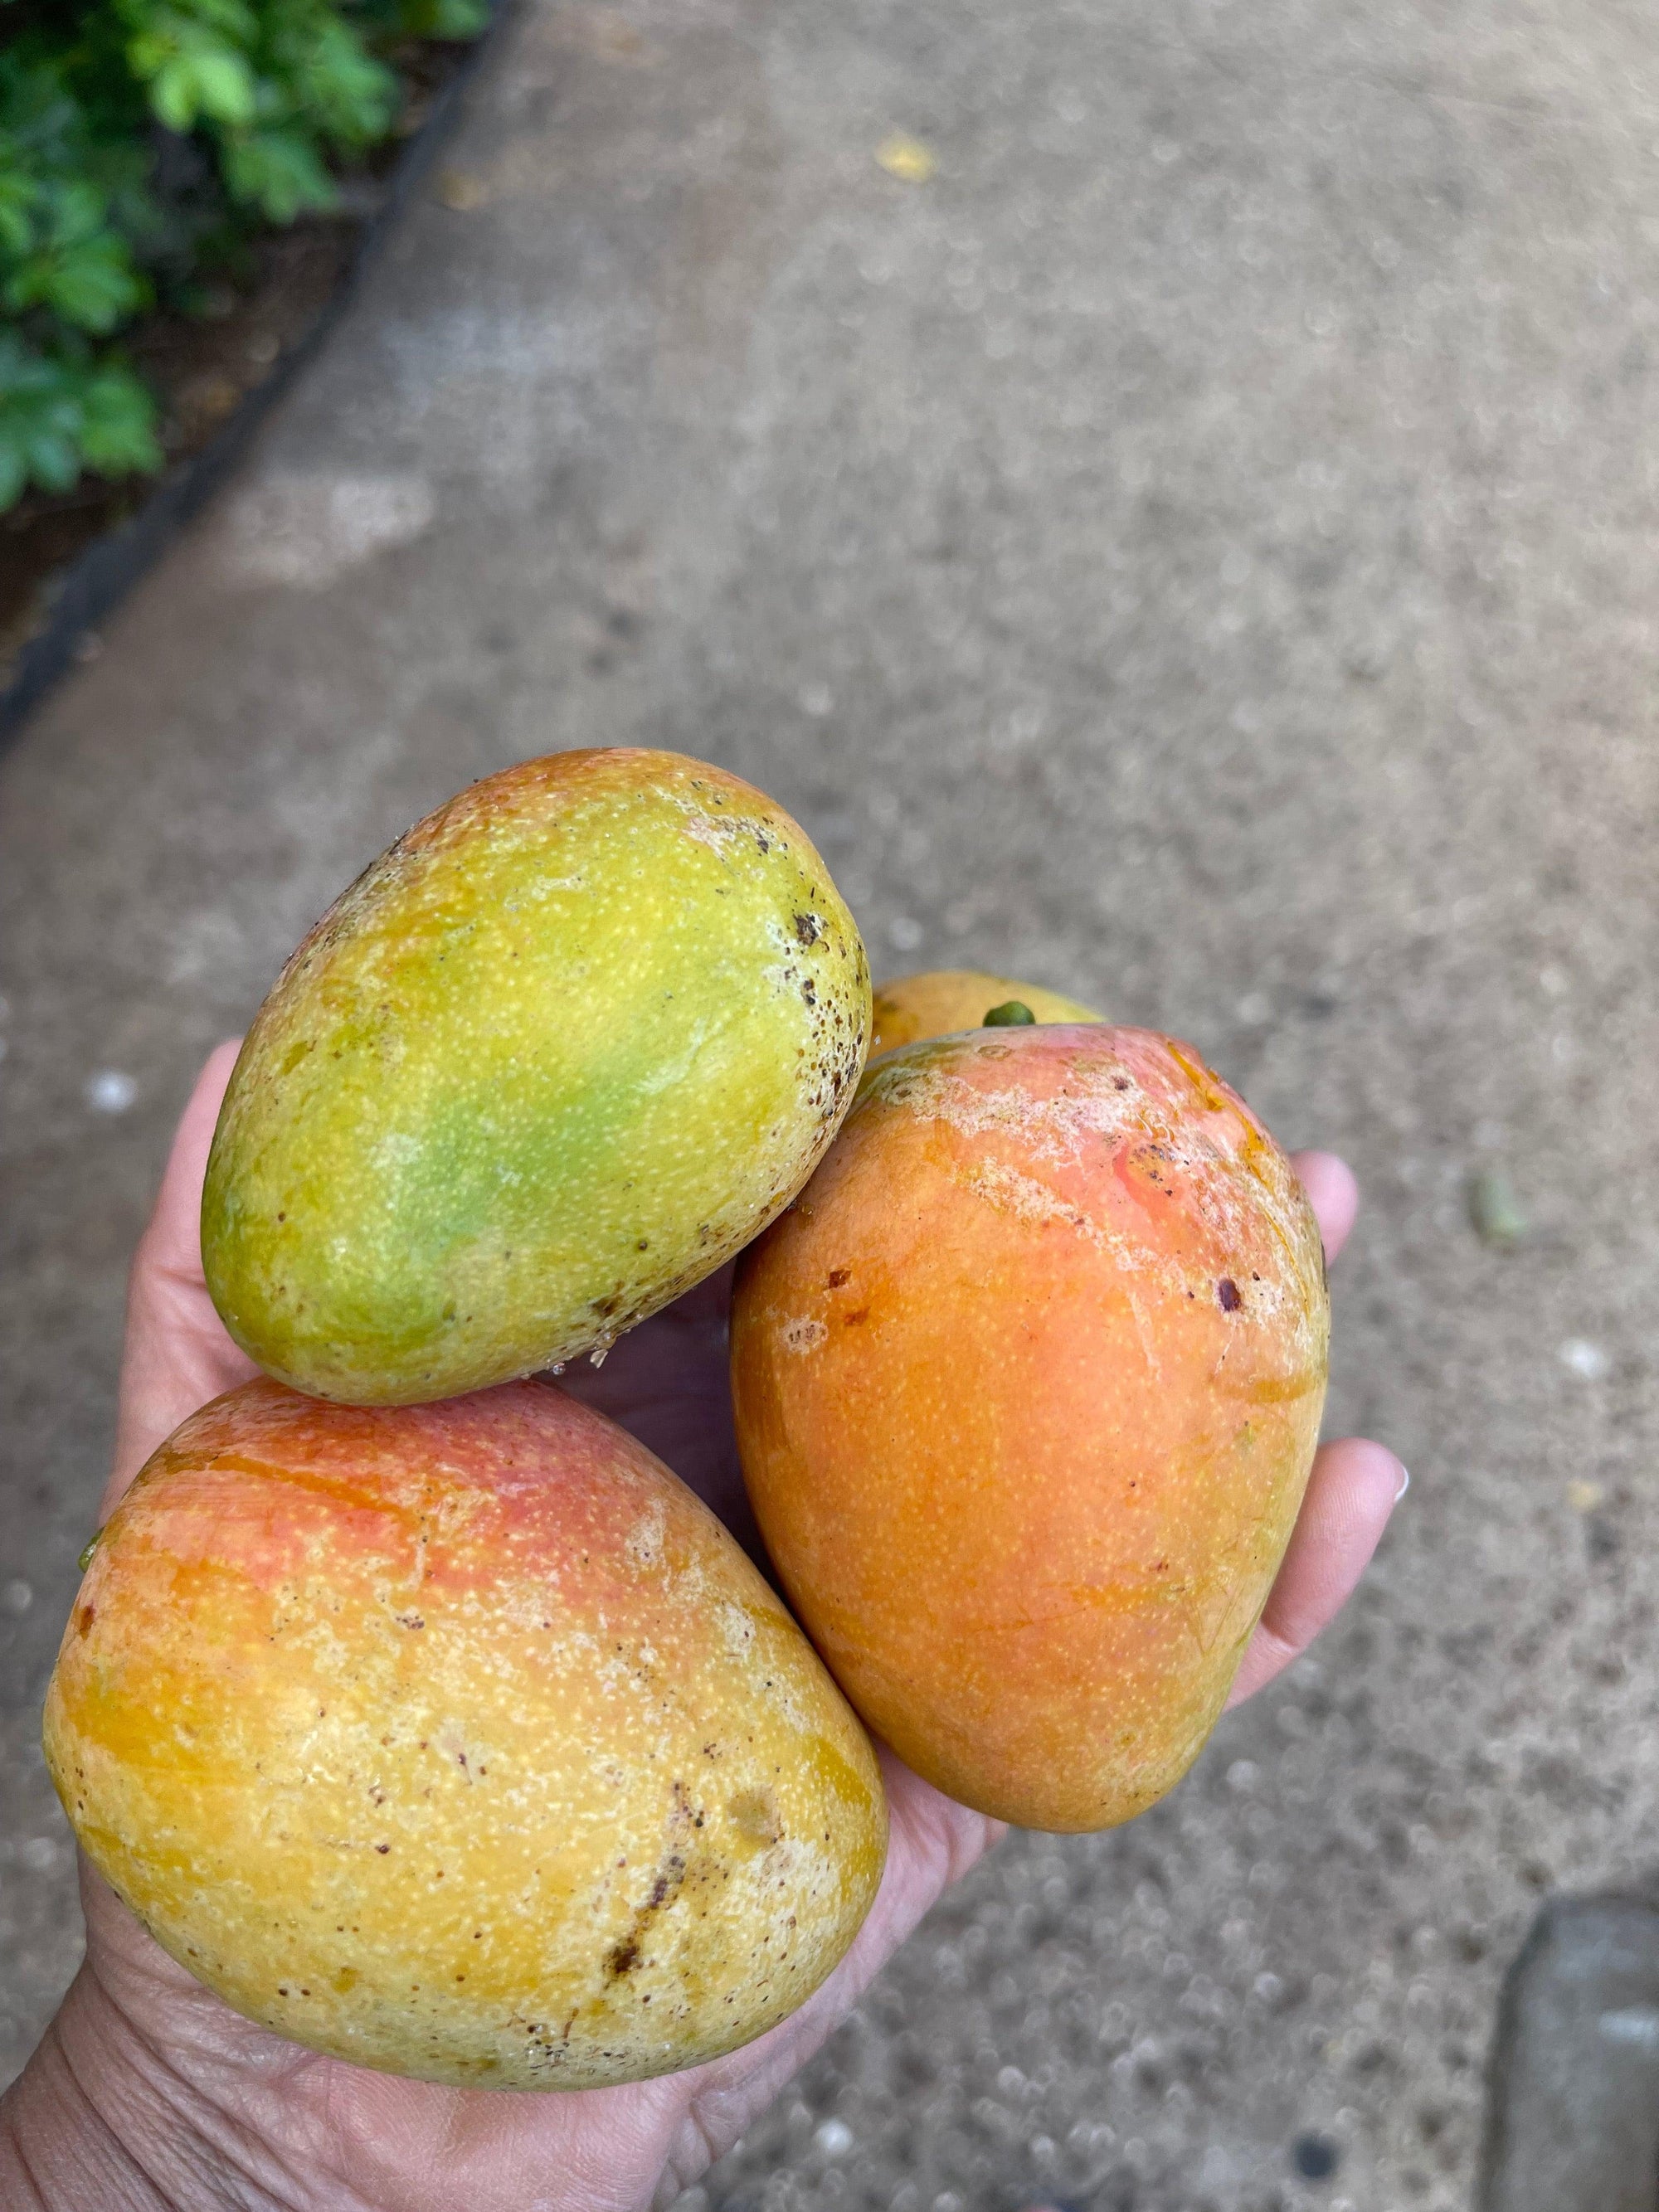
[[45, 1378, 885, 2086]]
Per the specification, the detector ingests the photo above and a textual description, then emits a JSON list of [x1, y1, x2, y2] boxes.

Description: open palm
[[12, 1044, 1404, 2212]]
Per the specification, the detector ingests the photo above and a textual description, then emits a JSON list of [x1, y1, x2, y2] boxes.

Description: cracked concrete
[[4, 1, 1659, 2205]]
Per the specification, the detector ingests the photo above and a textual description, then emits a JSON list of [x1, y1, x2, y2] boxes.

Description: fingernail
[[1394, 1466, 1411, 1504]]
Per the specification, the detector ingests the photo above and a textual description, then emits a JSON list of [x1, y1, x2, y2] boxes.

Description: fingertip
[[1292, 1437, 1408, 1573], [197, 1038, 244, 1112], [1324, 1433, 1409, 1524], [175, 1038, 242, 1151], [140, 1039, 243, 1266], [1290, 1149, 1359, 1263]]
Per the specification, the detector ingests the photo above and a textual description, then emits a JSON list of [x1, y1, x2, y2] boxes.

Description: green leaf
[[187, 46, 260, 124], [300, 25, 397, 142], [119, 0, 260, 60], [51, 177, 111, 242], [144, 41, 258, 131], [0, 169, 36, 258], [0, 334, 80, 417], [0, 338, 162, 508], [145, 56, 200, 132], [78, 362, 163, 472], [396, 0, 489, 38], [6, 232, 148, 330], [22, 421, 80, 489], [219, 124, 335, 219]]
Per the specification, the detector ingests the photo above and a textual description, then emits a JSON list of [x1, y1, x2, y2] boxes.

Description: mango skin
[[202, 749, 870, 1404], [869, 970, 1101, 1058], [44, 1378, 886, 2088], [732, 1027, 1328, 1833]]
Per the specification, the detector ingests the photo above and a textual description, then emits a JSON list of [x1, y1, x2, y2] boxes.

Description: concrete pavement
[[4, 2, 1659, 2205]]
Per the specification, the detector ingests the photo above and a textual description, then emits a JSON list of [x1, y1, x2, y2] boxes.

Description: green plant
[[0, 0, 486, 510]]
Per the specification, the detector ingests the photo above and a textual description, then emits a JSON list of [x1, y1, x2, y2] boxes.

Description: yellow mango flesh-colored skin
[[202, 749, 871, 1405], [44, 1378, 886, 2088], [868, 970, 1101, 1058], [732, 1026, 1329, 1833]]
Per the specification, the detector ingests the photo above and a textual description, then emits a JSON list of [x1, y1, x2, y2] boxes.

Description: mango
[[202, 750, 870, 1405], [732, 1026, 1328, 1832], [44, 1378, 886, 2088], [869, 969, 1101, 1058]]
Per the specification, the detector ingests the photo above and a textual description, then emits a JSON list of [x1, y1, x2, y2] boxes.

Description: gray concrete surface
[[1480, 1895, 1659, 2211], [3, 0, 1659, 2205]]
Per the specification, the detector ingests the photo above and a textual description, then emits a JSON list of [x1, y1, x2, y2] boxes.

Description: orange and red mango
[[732, 1026, 1328, 1832], [868, 970, 1101, 1058], [45, 1379, 885, 2087]]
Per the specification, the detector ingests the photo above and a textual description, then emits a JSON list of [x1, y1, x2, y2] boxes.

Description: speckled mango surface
[[868, 970, 1101, 1059], [202, 749, 870, 1404], [43, 1379, 886, 2087], [732, 1027, 1328, 1833]]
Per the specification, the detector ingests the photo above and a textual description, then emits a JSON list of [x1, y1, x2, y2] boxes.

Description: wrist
[[1, 1966, 251, 2212]]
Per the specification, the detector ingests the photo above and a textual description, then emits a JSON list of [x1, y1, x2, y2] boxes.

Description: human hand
[[1, 1045, 1404, 2212]]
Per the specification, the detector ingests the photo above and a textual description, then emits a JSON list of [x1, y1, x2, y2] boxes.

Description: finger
[[1224, 1436, 1405, 1708], [1289, 1149, 1359, 1264], [108, 1043, 256, 1511], [135, 1040, 244, 1291]]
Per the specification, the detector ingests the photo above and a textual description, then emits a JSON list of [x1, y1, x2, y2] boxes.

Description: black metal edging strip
[[0, 3, 511, 746]]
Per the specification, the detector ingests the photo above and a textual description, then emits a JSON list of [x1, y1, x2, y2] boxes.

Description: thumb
[[107, 1043, 255, 1510]]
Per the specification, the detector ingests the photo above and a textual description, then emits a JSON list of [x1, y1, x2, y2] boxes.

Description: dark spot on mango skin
[[1217, 1277, 1242, 1311], [76, 1606, 95, 1637], [826, 1268, 850, 1287], [794, 912, 823, 946], [605, 1849, 688, 1976], [727, 1787, 783, 1845]]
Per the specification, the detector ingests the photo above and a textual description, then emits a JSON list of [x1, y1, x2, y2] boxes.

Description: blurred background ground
[[3, 2, 1658, 2206]]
